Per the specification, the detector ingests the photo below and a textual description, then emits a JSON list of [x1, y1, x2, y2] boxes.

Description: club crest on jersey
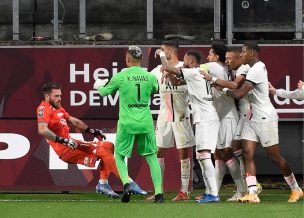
[[38, 108, 44, 118]]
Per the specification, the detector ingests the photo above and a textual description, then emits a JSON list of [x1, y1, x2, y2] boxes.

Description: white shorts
[[217, 118, 238, 149], [241, 119, 279, 147], [195, 120, 220, 153], [156, 119, 195, 149], [233, 114, 247, 141]]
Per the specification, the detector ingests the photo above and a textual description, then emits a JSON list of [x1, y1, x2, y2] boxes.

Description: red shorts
[[58, 141, 98, 167], [51, 140, 114, 168]]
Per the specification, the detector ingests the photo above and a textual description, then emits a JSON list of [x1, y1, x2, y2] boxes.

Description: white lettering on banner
[[93, 68, 109, 78], [70, 63, 90, 83], [49, 133, 117, 170], [273, 76, 304, 113], [71, 62, 120, 83], [0, 133, 30, 159], [89, 90, 101, 106], [70, 91, 87, 106], [103, 92, 119, 106], [70, 91, 120, 106]]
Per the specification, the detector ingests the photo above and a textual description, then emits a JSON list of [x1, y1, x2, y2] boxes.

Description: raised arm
[[155, 49, 181, 76]]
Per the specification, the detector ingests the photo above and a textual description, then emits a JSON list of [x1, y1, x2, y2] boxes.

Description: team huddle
[[36, 42, 303, 204]]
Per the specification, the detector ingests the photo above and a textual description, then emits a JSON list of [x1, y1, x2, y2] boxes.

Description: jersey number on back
[[135, 84, 141, 101]]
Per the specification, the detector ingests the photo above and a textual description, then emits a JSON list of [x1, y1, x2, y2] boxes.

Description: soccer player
[[37, 82, 146, 199], [156, 49, 220, 203], [200, 43, 246, 201], [149, 41, 195, 201], [201, 46, 264, 200], [94, 46, 163, 203], [269, 80, 304, 100], [223, 42, 303, 203]]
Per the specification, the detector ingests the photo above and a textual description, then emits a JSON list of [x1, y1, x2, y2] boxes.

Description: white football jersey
[[181, 67, 219, 123], [245, 61, 278, 121], [151, 62, 190, 122], [206, 62, 239, 120], [234, 64, 251, 116]]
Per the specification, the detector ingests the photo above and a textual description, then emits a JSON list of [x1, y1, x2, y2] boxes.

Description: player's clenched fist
[[93, 79, 109, 90]]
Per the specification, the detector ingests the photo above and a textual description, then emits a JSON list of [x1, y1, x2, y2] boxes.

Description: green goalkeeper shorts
[[115, 124, 157, 158]]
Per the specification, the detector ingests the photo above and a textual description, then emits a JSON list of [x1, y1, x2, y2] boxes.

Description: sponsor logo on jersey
[[38, 108, 44, 118], [128, 103, 148, 108]]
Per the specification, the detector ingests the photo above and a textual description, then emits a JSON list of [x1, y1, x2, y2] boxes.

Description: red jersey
[[37, 101, 71, 154]]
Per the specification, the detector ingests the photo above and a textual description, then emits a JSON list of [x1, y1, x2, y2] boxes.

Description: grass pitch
[[0, 189, 303, 218]]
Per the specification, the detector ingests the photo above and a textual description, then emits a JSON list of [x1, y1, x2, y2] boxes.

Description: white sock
[[215, 159, 226, 191], [198, 153, 218, 196], [99, 179, 108, 184], [180, 158, 190, 193], [158, 158, 165, 192], [246, 176, 257, 194], [284, 173, 300, 191], [198, 161, 209, 194], [226, 158, 246, 194]]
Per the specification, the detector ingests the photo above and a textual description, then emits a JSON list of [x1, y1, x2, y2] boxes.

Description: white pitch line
[[0, 199, 105, 202]]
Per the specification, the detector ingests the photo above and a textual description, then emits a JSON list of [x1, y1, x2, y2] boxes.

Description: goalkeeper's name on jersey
[[128, 103, 149, 108], [127, 75, 149, 81]]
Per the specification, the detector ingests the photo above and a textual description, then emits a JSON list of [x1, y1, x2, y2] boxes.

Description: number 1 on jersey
[[135, 84, 141, 101]]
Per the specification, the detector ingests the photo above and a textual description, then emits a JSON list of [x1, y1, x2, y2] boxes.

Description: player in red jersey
[[37, 82, 147, 198]]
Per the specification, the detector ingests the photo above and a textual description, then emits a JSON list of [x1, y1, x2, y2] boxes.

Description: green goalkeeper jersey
[[98, 66, 158, 134]]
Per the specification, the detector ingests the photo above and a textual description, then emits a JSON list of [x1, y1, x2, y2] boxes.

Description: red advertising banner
[[0, 45, 302, 192], [0, 46, 303, 120], [0, 119, 185, 192]]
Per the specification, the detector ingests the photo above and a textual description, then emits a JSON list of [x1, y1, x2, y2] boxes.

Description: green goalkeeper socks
[[145, 153, 163, 195], [114, 152, 129, 185], [115, 151, 162, 194]]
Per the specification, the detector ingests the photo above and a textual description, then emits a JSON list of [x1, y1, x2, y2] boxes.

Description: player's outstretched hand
[[93, 79, 109, 90], [86, 127, 106, 140], [56, 136, 78, 150]]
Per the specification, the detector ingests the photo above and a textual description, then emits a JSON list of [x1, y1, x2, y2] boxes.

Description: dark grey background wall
[[0, 0, 214, 41]]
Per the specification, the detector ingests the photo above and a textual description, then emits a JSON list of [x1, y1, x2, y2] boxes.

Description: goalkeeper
[[94, 46, 163, 203], [37, 82, 147, 198]]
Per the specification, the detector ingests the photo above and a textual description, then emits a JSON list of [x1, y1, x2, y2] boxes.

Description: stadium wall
[[0, 45, 303, 192]]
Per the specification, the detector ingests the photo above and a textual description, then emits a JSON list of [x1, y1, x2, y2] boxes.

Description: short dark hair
[[43, 82, 61, 95], [186, 50, 202, 63], [127, 46, 143, 60], [243, 41, 260, 53], [227, 46, 242, 53], [162, 40, 179, 50], [211, 42, 228, 63]]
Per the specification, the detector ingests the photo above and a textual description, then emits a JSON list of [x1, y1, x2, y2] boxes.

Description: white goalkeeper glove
[[93, 79, 109, 90], [55, 136, 78, 150]]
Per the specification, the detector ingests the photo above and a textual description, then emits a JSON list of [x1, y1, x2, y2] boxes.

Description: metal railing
[[11, 0, 303, 43]]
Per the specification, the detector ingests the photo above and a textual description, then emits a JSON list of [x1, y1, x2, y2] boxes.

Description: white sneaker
[[226, 192, 244, 202]]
